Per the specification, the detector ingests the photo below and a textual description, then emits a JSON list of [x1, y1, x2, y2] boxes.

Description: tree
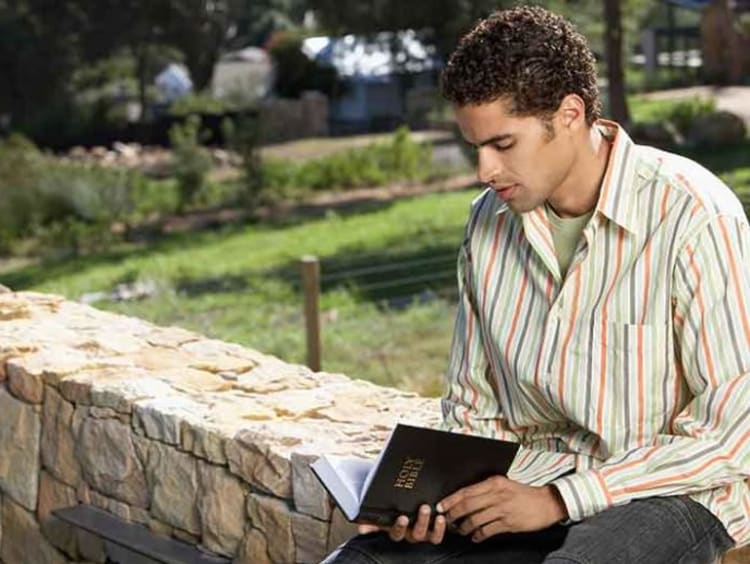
[[0, 0, 88, 132], [164, 0, 236, 90], [701, 0, 750, 84], [603, 0, 630, 125], [226, 0, 310, 48], [309, 0, 502, 59]]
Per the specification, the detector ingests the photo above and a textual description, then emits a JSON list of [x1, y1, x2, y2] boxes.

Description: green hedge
[[262, 126, 433, 194]]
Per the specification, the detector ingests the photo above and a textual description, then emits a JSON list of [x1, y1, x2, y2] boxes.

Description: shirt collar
[[592, 120, 640, 234]]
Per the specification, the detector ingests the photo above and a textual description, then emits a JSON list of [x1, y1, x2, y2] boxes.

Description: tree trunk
[[701, 0, 749, 84], [603, 0, 630, 126], [136, 47, 148, 127]]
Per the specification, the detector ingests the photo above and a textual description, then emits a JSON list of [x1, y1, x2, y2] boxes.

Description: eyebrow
[[474, 133, 514, 147]]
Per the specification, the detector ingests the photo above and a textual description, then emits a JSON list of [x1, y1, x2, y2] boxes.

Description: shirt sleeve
[[553, 214, 750, 521], [440, 237, 520, 442]]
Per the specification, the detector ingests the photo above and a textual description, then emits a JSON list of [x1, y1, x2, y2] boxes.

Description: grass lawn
[[1, 189, 480, 396]]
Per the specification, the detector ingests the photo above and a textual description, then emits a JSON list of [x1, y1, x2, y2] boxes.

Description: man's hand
[[357, 504, 448, 544], [436, 476, 568, 542]]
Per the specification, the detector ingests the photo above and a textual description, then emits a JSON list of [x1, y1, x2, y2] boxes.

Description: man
[[323, 6, 748, 563]]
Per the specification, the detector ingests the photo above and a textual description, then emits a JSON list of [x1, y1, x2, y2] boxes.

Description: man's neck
[[547, 125, 611, 219]]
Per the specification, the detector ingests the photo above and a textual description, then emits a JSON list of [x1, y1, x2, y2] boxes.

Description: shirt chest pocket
[[560, 320, 671, 442]]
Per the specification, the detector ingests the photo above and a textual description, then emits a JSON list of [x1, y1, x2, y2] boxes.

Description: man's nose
[[477, 150, 501, 185]]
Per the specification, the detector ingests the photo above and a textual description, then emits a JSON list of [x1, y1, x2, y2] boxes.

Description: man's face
[[455, 98, 576, 214]]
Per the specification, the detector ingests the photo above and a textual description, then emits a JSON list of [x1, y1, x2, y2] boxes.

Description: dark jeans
[[321, 496, 735, 564]]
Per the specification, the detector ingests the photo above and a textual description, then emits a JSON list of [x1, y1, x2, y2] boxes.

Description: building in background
[[211, 47, 273, 108], [302, 30, 442, 134]]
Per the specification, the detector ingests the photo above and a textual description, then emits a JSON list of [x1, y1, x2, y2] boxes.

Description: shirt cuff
[[551, 469, 614, 522]]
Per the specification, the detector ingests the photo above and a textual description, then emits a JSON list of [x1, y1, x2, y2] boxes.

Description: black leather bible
[[310, 423, 520, 526]]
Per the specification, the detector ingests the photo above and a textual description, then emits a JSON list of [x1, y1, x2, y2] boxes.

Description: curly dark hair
[[441, 6, 601, 125]]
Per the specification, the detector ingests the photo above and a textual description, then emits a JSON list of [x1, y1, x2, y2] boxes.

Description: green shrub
[[168, 116, 212, 212], [223, 116, 265, 207], [0, 134, 143, 254], [664, 98, 716, 137], [0, 135, 43, 250], [169, 93, 230, 117], [630, 96, 716, 136], [261, 126, 433, 197], [128, 176, 181, 219]]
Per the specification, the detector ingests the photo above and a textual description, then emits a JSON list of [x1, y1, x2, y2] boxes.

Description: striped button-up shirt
[[441, 122, 750, 545]]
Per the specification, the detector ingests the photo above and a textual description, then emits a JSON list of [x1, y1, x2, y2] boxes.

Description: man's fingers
[[357, 523, 381, 535], [444, 489, 503, 526], [438, 475, 509, 513], [408, 505, 431, 542], [429, 515, 447, 545], [389, 515, 409, 542], [472, 518, 509, 543], [457, 506, 504, 536]]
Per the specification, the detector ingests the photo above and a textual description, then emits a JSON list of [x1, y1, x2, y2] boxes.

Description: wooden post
[[301, 255, 321, 371]]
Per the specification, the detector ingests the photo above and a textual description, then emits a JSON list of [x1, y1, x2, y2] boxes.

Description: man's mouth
[[494, 183, 519, 199]]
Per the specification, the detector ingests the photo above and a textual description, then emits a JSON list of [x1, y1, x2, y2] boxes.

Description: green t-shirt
[[545, 203, 594, 279]]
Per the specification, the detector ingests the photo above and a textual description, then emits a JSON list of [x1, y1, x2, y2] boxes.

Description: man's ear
[[556, 94, 586, 133]]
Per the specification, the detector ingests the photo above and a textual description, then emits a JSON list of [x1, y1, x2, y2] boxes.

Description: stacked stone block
[[0, 292, 439, 563]]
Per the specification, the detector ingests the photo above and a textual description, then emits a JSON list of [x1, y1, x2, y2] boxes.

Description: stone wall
[[0, 292, 439, 563], [1, 291, 748, 564]]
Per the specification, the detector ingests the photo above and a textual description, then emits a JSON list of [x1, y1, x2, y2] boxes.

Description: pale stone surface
[[142, 439, 200, 535], [89, 406, 118, 419], [144, 326, 201, 348], [0, 386, 41, 510], [41, 387, 82, 488], [246, 494, 295, 564], [90, 371, 174, 414], [0, 291, 63, 321], [234, 362, 320, 394], [227, 431, 292, 498], [292, 511, 329, 564], [181, 420, 228, 464], [37, 470, 79, 559], [198, 462, 247, 557], [1, 496, 66, 564], [8, 346, 123, 390], [255, 388, 334, 419], [76, 417, 149, 508], [180, 338, 259, 373], [292, 452, 331, 520], [327, 507, 359, 553], [234, 528, 272, 564], [133, 396, 205, 446]]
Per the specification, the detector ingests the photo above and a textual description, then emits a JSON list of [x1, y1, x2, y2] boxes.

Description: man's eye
[[493, 143, 514, 152]]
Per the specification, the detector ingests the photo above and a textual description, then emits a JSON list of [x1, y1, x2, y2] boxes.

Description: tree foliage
[[308, 0, 502, 57], [0, 0, 238, 137]]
